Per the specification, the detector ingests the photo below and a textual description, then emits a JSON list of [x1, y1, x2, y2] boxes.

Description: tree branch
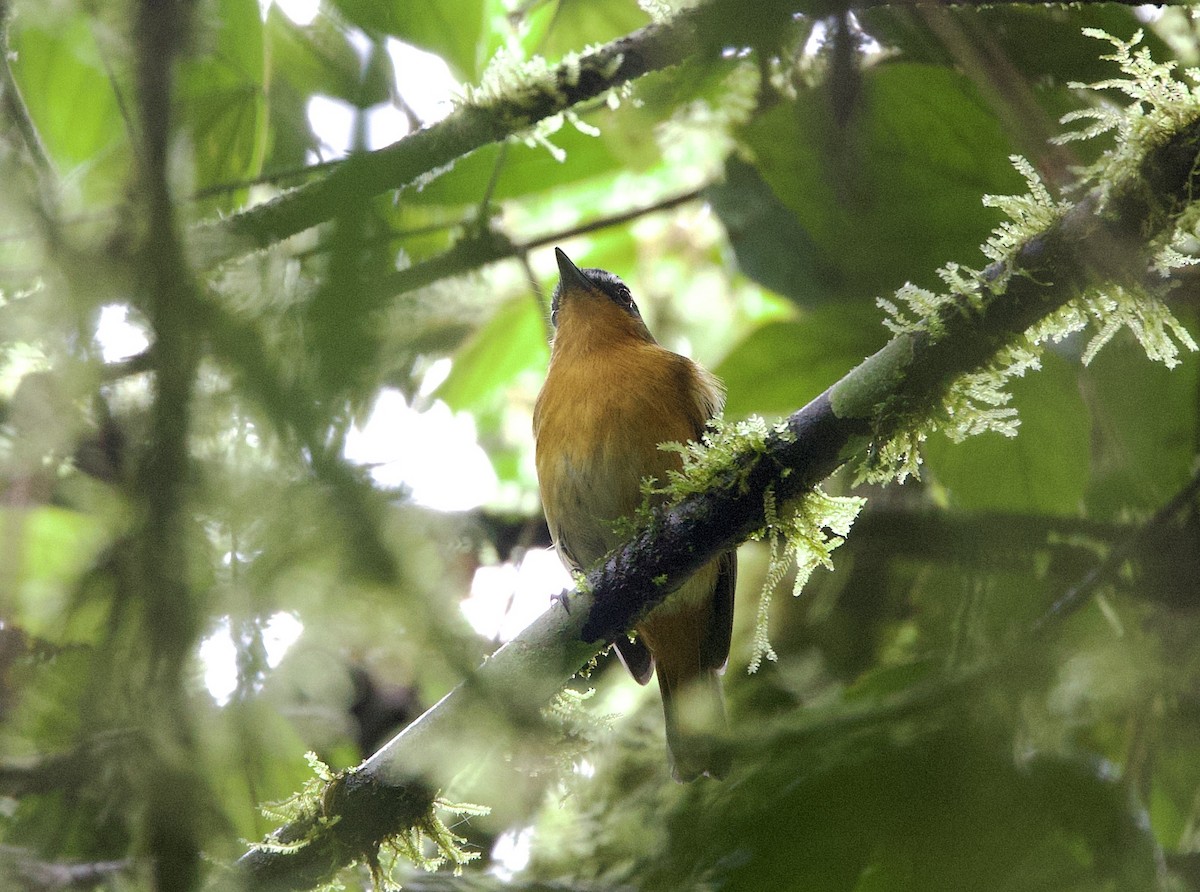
[[371, 186, 708, 300], [0, 0, 1156, 278], [193, 0, 798, 268], [189, 0, 1155, 270], [130, 2, 207, 890], [0, 845, 133, 891], [581, 112, 1200, 643], [232, 74, 1200, 892], [1034, 465, 1200, 630]]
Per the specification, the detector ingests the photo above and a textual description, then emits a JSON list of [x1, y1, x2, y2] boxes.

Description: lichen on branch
[[250, 752, 488, 889], [659, 417, 865, 673], [860, 30, 1199, 486]]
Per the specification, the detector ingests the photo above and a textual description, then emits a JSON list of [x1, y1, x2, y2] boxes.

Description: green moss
[[541, 687, 615, 772], [252, 752, 489, 888], [374, 796, 490, 885], [571, 569, 593, 596], [981, 156, 1072, 270], [457, 44, 617, 162], [745, 485, 865, 673], [857, 30, 1199, 485], [461, 46, 564, 120], [254, 751, 341, 849], [655, 418, 865, 673], [1056, 29, 1200, 196]]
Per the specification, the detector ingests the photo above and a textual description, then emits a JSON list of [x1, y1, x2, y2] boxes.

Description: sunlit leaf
[[3, 506, 109, 639], [436, 293, 549, 413], [329, 0, 487, 80], [266, 7, 392, 107], [178, 0, 267, 196], [9, 19, 127, 204]]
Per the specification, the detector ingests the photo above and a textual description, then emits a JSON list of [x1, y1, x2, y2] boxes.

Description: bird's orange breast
[[534, 338, 704, 571]]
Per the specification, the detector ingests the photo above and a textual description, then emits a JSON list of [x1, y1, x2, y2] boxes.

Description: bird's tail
[[659, 668, 731, 782]]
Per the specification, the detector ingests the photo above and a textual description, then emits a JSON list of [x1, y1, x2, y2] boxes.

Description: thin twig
[[1033, 466, 1200, 633], [0, 845, 133, 891], [374, 185, 708, 299], [0, 20, 51, 176]]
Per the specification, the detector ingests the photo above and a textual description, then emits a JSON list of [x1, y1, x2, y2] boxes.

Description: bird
[[533, 247, 736, 781]]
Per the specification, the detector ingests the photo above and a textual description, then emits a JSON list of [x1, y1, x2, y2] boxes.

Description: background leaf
[[741, 63, 1024, 302], [923, 351, 1091, 513]]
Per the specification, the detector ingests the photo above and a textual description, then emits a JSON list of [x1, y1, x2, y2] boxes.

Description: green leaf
[[715, 305, 888, 420], [435, 294, 549, 413], [520, 0, 651, 63], [4, 506, 109, 640], [266, 8, 391, 107], [707, 157, 843, 307], [329, 0, 488, 81], [922, 351, 1090, 514], [1081, 331, 1200, 516], [740, 62, 1023, 303], [643, 718, 1159, 891], [862, 4, 1170, 86], [178, 0, 267, 196], [9, 19, 127, 204]]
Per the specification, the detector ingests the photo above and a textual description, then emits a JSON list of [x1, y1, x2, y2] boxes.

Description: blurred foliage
[[0, 0, 1198, 891]]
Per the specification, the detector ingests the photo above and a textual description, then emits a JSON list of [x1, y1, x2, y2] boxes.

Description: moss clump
[[860, 31, 1199, 485], [253, 752, 489, 889], [658, 417, 865, 673]]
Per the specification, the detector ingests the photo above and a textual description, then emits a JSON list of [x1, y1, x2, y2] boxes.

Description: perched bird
[[533, 248, 736, 781]]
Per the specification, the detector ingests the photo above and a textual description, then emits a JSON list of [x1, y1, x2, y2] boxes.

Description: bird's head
[[550, 248, 655, 345]]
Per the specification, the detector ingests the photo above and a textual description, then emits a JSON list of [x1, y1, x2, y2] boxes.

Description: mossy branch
[[193, 0, 802, 268], [233, 55, 1200, 891]]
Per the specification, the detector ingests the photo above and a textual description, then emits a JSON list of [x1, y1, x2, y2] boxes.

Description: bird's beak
[[555, 248, 592, 293]]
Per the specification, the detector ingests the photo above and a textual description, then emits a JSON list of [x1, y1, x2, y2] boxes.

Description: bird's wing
[[703, 549, 736, 672], [614, 636, 654, 685]]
